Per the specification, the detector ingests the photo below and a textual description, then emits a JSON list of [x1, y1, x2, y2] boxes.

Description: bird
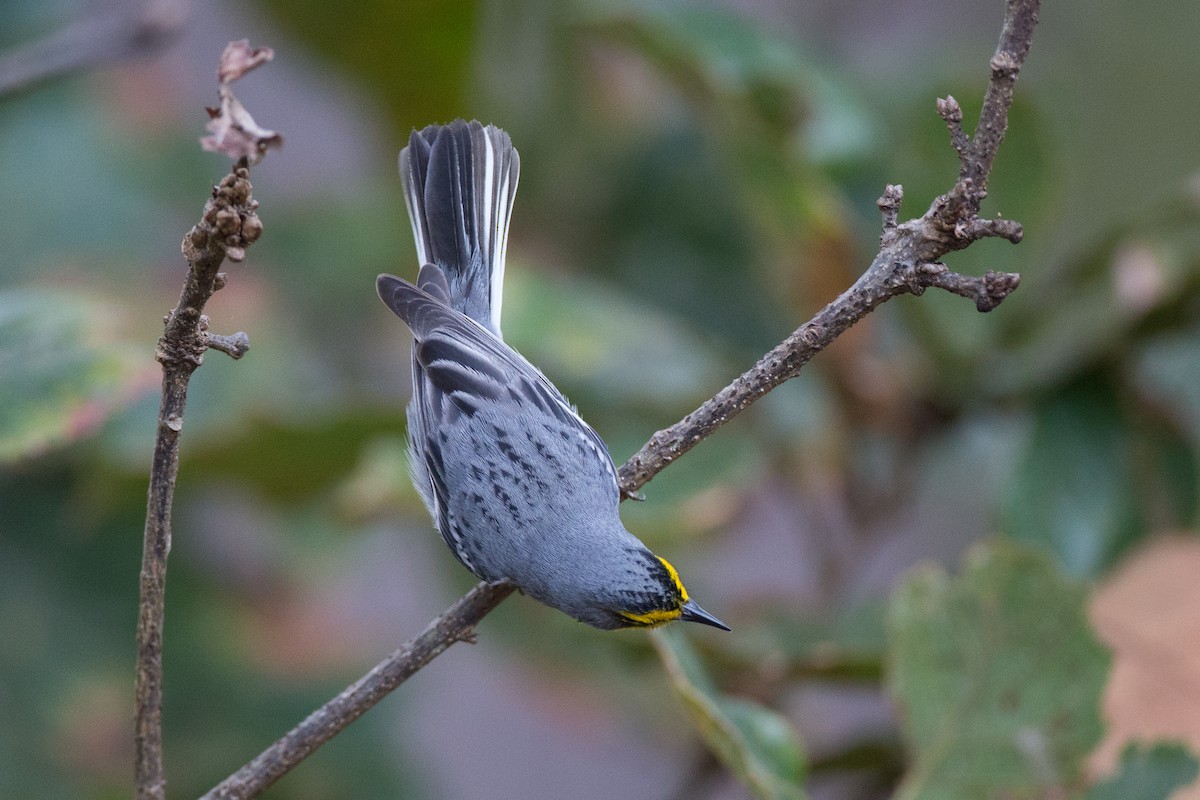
[[377, 119, 729, 632]]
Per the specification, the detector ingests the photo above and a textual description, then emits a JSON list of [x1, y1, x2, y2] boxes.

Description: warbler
[[377, 119, 728, 631]]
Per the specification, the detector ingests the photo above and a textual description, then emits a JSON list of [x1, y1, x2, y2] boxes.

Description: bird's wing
[[377, 268, 620, 490]]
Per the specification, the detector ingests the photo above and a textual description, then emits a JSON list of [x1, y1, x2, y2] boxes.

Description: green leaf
[[0, 289, 150, 463], [1085, 742, 1199, 800], [1001, 378, 1142, 576], [887, 539, 1110, 800], [652, 627, 807, 800]]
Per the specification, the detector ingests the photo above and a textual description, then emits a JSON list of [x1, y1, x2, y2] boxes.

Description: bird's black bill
[[680, 599, 731, 631]]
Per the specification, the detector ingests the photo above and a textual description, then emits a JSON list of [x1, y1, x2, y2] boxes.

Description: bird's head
[[607, 552, 730, 631]]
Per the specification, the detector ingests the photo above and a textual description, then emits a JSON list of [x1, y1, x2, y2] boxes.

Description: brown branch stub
[[963, 215, 1024, 244], [897, 263, 1022, 311], [204, 331, 251, 359], [878, 184, 904, 234], [200, 581, 516, 800], [135, 43, 278, 800], [938, 95, 970, 166]]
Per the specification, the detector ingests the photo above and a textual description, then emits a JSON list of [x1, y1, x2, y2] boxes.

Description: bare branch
[[201, 0, 1040, 794], [134, 43, 276, 800], [199, 582, 516, 800], [964, 0, 1040, 190], [0, 0, 185, 98], [136, 160, 261, 800], [619, 0, 1039, 487], [916, 266, 1022, 312], [615, 248, 1019, 491], [203, 331, 251, 359], [926, 0, 1040, 254]]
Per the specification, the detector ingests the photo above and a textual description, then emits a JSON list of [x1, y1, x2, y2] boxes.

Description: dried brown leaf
[[1089, 535, 1200, 799], [199, 40, 282, 164], [217, 39, 274, 84], [200, 92, 281, 163]]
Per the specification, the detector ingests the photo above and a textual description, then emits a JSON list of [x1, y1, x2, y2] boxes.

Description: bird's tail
[[399, 119, 520, 337]]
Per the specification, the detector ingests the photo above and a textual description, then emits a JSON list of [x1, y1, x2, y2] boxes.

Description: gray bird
[[377, 119, 728, 631]]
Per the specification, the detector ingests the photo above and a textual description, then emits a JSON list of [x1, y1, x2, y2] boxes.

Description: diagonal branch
[[202, 0, 1040, 796], [625, 0, 1038, 490], [200, 582, 516, 800]]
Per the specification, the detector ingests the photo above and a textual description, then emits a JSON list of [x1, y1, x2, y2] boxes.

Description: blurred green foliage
[[1085, 744, 1200, 800], [654, 627, 807, 800], [887, 542, 1109, 800], [0, 290, 149, 463], [4, 0, 1200, 797]]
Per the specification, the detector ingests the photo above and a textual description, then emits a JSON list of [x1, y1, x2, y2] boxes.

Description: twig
[[135, 160, 260, 800], [199, 581, 516, 800], [203, 329, 251, 360], [621, 0, 1038, 491], [617, 187, 1023, 491], [134, 41, 276, 800], [202, 0, 1039, 795], [0, 0, 186, 98]]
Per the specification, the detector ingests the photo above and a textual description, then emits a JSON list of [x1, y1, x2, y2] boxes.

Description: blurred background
[[3, 0, 1200, 797]]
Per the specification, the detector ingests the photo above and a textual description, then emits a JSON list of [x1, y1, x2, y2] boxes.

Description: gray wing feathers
[[375, 272, 620, 488], [416, 262, 452, 304], [398, 120, 520, 336], [377, 272, 553, 408]]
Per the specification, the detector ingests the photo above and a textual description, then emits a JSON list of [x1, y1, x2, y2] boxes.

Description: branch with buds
[[197, 1, 1040, 797], [134, 40, 279, 800]]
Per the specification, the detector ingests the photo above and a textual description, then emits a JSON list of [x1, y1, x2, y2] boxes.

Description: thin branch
[[134, 42, 275, 800], [199, 582, 516, 800], [135, 159, 260, 800], [0, 0, 186, 98], [202, 331, 251, 359], [202, 0, 1040, 795], [617, 232, 1022, 490], [960, 0, 1039, 191], [924, 0, 1040, 258], [624, 0, 1038, 491], [918, 265, 1022, 312]]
